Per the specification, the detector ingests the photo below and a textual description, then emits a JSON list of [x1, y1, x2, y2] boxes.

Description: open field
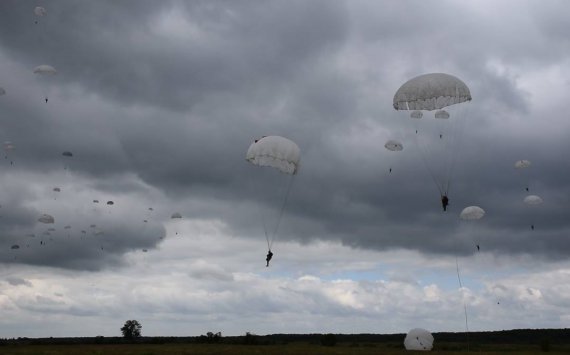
[[1, 342, 569, 355]]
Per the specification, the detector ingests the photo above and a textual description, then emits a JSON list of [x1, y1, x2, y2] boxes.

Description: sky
[[0, 0, 569, 338]]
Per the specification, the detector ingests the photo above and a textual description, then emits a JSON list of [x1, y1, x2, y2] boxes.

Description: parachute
[[393, 73, 471, 202], [38, 214, 54, 224], [460, 206, 485, 220], [515, 160, 531, 169], [34, 6, 47, 17], [404, 328, 434, 351], [106, 201, 114, 205], [93, 199, 99, 203], [434, 110, 450, 119], [0, 88, 5, 95], [64, 225, 71, 229], [246, 135, 300, 175], [384, 140, 404, 152], [246, 135, 300, 254], [11, 244, 20, 250], [53, 187, 61, 192], [171, 212, 182, 219], [62, 151, 73, 157], [524, 195, 543, 205], [33, 65, 57, 102]]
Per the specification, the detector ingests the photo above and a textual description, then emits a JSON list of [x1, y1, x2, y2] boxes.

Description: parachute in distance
[[81, 230, 87, 234], [393, 73, 471, 111], [4, 141, 14, 152], [148, 207, 153, 211], [434, 110, 450, 119], [0, 87, 5, 96], [11, 244, 20, 250], [34, 6, 47, 17], [62, 151, 73, 157], [38, 214, 54, 224], [33, 64, 56, 76], [384, 140, 404, 152], [410, 110, 423, 119], [246, 136, 301, 175], [460, 206, 485, 220], [53, 187, 61, 192], [93, 199, 99, 203], [90, 224, 97, 228], [47, 227, 56, 232], [404, 328, 434, 351], [142, 249, 148, 253], [106, 201, 114, 205], [524, 195, 543, 205], [246, 135, 301, 260], [515, 160, 531, 169], [171, 212, 182, 219], [393, 73, 472, 203], [64, 225, 71, 229]]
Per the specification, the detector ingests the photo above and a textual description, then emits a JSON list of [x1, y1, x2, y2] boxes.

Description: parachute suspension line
[[248, 172, 272, 251], [412, 131, 444, 196], [456, 256, 470, 352], [268, 174, 296, 251]]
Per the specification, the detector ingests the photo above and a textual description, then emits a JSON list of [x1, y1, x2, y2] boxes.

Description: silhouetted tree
[[120, 320, 142, 340]]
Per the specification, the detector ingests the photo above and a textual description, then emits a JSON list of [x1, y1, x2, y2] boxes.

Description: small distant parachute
[[514, 160, 531, 169], [26, 233, 36, 238], [93, 199, 99, 203], [34, 6, 47, 17], [53, 187, 61, 192], [384, 140, 404, 152], [143, 220, 148, 223], [106, 201, 114, 205], [404, 328, 434, 351], [524, 195, 543, 205], [246, 135, 301, 175], [410, 110, 423, 119], [142, 249, 148, 253], [434, 110, 450, 119], [11, 244, 20, 250], [81, 230, 87, 234], [47, 227, 56, 232], [62, 151, 73, 157], [0, 87, 6, 96], [171, 212, 182, 219], [148, 207, 153, 211], [64, 225, 71, 229], [94, 230, 104, 236], [33, 64, 56, 76], [90, 224, 96, 228], [460, 206, 485, 220], [38, 214, 55, 224]]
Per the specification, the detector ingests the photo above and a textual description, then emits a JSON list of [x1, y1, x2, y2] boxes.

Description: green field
[[1, 342, 568, 355]]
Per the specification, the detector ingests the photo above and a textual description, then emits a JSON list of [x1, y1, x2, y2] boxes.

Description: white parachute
[[246, 135, 300, 255], [33, 65, 57, 102], [171, 212, 182, 219], [38, 214, 55, 224], [0, 87, 5, 95], [524, 195, 543, 205], [515, 160, 531, 169], [384, 140, 404, 152], [393, 73, 472, 201], [246, 136, 300, 175], [404, 328, 434, 351], [460, 206, 485, 220], [34, 6, 47, 17]]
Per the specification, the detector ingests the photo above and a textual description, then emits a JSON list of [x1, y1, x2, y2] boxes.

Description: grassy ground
[[0, 342, 568, 354]]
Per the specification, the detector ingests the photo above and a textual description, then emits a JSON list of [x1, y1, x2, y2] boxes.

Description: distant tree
[[120, 320, 142, 340], [243, 332, 258, 345], [321, 333, 337, 347]]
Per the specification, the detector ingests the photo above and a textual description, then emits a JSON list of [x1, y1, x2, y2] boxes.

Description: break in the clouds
[[0, 0, 569, 336]]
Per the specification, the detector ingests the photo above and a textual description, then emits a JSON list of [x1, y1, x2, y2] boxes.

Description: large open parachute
[[404, 328, 434, 351], [246, 135, 300, 254], [393, 73, 472, 203], [460, 206, 485, 220]]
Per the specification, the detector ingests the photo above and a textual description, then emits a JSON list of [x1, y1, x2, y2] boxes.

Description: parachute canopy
[[106, 201, 114, 205], [0, 87, 5, 95], [47, 227, 56, 232], [246, 136, 300, 175], [53, 187, 61, 192], [410, 110, 423, 119], [11, 244, 20, 250], [515, 160, 531, 169], [62, 151, 73, 157], [33, 65, 57, 75], [171, 212, 182, 219], [385, 140, 404, 152], [524, 195, 543, 205], [34, 6, 47, 17], [460, 206, 485, 220], [93, 199, 99, 203], [4, 141, 14, 151], [38, 214, 54, 224], [64, 225, 71, 229], [404, 328, 434, 351], [393, 73, 471, 111], [434, 110, 450, 119]]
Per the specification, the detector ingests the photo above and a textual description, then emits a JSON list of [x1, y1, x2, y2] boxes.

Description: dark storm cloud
[[0, 0, 569, 271]]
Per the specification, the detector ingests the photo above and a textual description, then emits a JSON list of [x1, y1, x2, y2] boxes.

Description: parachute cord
[[268, 174, 295, 250], [456, 256, 470, 352], [413, 132, 444, 196]]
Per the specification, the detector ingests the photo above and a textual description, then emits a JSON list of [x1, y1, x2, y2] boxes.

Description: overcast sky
[[0, 0, 569, 338]]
